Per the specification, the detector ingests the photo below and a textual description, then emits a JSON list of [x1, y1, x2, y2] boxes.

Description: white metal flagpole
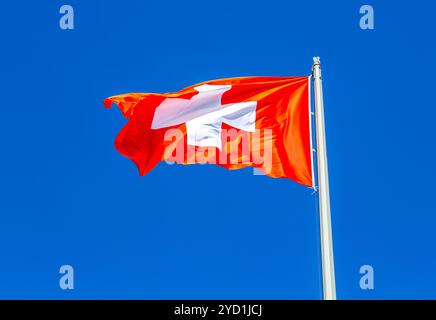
[[312, 57, 337, 300]]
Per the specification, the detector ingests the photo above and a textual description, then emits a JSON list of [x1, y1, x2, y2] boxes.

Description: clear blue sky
[[0, 0, 435, 299]]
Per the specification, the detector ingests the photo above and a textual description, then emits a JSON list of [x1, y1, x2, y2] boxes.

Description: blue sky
[[0, 0, 435, 299]]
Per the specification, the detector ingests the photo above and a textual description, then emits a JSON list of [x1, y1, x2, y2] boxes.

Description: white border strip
[[308, 75, 315, 189]]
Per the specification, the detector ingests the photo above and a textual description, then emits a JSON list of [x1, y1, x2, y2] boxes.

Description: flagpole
[[312, 57, 337, 300]]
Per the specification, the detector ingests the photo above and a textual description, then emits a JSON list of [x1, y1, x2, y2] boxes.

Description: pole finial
[[312, 57, 322, 78]]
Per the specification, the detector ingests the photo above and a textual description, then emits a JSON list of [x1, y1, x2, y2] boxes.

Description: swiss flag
[[104, 76, 314, 187]]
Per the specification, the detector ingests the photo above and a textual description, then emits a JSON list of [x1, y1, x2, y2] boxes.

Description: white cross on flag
[[151, 84, 257, 150]]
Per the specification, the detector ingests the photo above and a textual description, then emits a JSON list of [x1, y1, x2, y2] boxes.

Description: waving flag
[[104, 76, 314, 187]]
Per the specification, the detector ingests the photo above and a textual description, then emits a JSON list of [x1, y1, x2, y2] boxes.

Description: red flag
[[104, 76, 314, 187]]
